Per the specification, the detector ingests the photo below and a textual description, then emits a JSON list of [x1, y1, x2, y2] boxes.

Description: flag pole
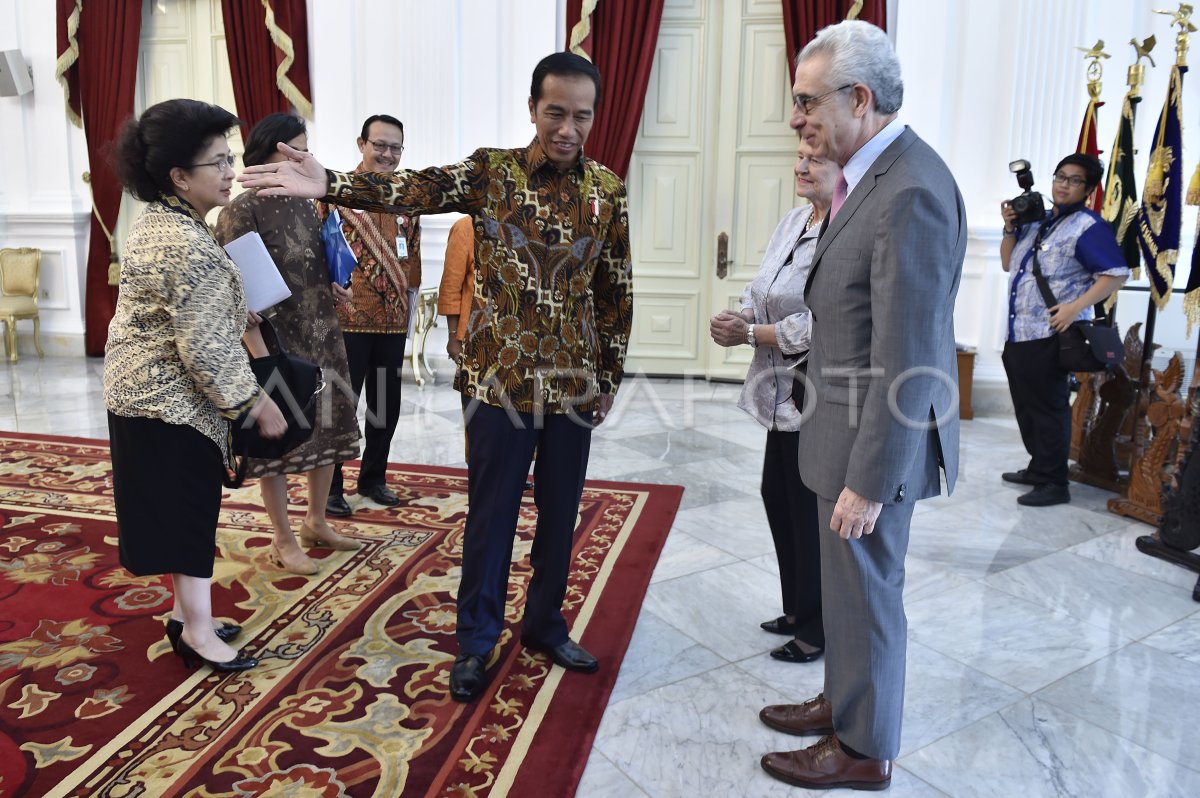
[[1139, 10, 1192, 421]]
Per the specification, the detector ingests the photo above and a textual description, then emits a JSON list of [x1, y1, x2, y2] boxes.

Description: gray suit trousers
[[817, 495, 915, 760]]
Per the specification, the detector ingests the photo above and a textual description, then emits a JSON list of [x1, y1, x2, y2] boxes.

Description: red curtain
[[57, 0, 143, 356], [564, 0, 666, 179], [781, 1, 887, 79], [221, 0, 313, 135]]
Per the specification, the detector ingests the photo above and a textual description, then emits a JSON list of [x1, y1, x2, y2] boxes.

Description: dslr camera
[[1007, 159, 1046, 225]]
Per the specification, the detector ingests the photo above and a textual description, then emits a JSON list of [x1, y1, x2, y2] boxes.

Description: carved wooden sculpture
[[1109, 353, 1186, 525], [1069, 323, 1145, 491], [1137, 370, 1200, 602]]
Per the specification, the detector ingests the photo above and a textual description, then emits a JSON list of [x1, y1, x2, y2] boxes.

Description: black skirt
[[107, 412, 223, 578]]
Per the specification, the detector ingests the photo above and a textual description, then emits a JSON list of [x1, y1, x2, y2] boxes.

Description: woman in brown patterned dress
[[215, 114, 361, 575]]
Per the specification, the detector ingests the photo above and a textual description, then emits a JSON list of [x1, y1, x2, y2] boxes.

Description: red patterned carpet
[[0, 432, 682, 797]]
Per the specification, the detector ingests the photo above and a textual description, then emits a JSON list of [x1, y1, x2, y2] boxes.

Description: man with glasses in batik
[[319, 114, 420, 516]]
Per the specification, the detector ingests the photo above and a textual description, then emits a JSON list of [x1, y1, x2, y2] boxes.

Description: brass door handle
[[717, 231, 729, 279]]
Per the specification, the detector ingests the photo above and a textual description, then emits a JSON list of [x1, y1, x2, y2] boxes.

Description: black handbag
[[1028, 223, 1124, 373], [225, 317, 325, 487]]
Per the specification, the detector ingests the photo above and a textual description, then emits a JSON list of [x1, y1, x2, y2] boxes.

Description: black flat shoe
[[165, 619, 242, 653], [326, 494, 353, 517], [770, 640, 824, 663], [450, 654, 487, 702], [174, 639, 257, 672], [522, 637, 599, 673], [361, 484, 400, 507], [760, 616, 799, 636], [1002, 469, 1042, 486], [1017, 482, 1070, 507]]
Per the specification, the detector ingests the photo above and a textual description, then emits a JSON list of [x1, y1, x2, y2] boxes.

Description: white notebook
[[222, 231, 292, 313]]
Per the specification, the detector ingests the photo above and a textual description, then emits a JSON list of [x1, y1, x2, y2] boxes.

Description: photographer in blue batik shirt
[[998, 153, 1127, 508]]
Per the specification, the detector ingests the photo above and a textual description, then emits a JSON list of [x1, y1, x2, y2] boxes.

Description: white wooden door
[[625, 0, 800, 378]]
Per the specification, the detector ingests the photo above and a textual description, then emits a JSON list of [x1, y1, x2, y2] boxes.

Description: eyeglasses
[[188, 155, 237, 173], [367, 139, 405, 156], [1052, 173, 1088, 188], [792, 84, 854, 115]]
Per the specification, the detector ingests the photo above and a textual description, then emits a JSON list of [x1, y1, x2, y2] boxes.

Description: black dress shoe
[[760, 615, 799, 636], [326, 494, 353, 517], [450, 654, 487, 702], [361, 484, 400, 506], [1002, 469, 1043, 486], [522, 637, 599, 673], [770, 640, 824, 663], [1017, 482, 1070, 507]]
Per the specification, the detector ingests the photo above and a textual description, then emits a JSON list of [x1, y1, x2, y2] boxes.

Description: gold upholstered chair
[[0, 247, 44, 362]]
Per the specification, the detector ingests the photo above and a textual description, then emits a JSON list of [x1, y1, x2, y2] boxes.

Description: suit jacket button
[[895, 484, 906, 502]]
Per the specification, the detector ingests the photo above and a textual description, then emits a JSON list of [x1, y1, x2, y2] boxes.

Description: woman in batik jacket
[[105, 99, 286, 672]]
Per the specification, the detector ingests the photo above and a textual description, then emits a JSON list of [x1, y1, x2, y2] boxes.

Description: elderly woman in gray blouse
[[710, 143, 840, 664]]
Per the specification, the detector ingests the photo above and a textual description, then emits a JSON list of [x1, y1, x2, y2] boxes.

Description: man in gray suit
[[757, 21, 965, 791]]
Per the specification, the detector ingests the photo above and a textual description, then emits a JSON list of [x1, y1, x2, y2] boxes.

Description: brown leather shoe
[[759, 693, 834, 736], [761, 734, 892, 791]]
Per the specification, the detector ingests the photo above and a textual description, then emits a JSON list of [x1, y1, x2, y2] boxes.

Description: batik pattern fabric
[[1007, 205, 1128, 343], [103, 195, 258, 459], [214, 191, 361, 477], [324, 139, 633, 415], [317, 164, 422, 334]]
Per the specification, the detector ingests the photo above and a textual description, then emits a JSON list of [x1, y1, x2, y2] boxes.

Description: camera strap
[[1027, 208, 1112, 325]]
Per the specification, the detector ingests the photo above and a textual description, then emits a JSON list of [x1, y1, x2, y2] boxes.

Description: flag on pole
[[1184, 241, 1200, 334], [1103, 95, 1141, 278], [1137, 64, 1186, 310], [1076, 98, 1105, 212]]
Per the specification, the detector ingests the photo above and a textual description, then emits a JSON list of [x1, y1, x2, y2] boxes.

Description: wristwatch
[[746, 324, 758, 348]]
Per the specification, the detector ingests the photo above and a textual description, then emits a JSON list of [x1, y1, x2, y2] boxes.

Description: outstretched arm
[[239, 142, 330, 198]]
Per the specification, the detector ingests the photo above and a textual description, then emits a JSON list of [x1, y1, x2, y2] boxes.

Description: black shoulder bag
[[1028, 222, 1124, 373], [224, 317, 326, 487]]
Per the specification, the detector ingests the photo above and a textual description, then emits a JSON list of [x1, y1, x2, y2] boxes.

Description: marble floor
[[3, 353, 1199, 797]]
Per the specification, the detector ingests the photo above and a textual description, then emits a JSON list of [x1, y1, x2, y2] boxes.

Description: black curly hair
[[112, 99, 239, 203]]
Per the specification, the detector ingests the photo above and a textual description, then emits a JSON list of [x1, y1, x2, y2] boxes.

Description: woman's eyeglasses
[[188, 155, 238, 173]]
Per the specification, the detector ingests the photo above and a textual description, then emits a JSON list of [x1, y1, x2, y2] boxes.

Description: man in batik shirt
[[318, 114, 421, 517], [240, 52, 632, 703]]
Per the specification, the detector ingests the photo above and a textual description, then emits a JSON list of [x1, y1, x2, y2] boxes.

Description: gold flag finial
[[1154, 4, 1196, 65], [1077, 40, 1111, 98], [846, 1, 864, 20], [1128, 35, 1157, 97]]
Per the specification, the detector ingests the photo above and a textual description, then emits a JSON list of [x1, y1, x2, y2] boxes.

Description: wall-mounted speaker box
[[0, 50, 33, 97]]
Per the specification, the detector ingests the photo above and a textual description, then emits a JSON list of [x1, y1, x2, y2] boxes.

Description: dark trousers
[[1002, 335, 1070, 485], [762, 429, 824, 647], [333, 331, 407, 495], [456, 398, 592, 656]]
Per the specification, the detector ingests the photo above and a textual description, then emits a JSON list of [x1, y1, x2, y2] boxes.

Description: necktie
[[830, 176, 848, 219]]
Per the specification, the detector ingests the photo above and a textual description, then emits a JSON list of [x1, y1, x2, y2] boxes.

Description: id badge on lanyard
[[396, 235, 408, 259]]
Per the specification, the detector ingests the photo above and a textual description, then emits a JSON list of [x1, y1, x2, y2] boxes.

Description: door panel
[[626, 0, 798, 378]]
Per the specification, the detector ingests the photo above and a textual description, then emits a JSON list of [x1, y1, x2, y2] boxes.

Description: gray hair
[[796, 20, 903, 115]]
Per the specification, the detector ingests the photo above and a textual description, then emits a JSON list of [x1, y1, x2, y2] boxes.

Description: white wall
[[304, 0, 559, 287]]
